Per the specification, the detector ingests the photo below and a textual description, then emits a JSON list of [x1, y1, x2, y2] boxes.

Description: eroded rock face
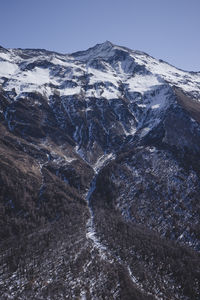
[[0, 42, 200, 299]]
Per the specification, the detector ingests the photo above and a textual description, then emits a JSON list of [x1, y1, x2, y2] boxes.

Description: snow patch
[[151, 104, 160, 109], [0, 61, 19, 76], [60, 86, 81, 96], [127, 74, 163, 94], [138, 104, 147, 108], [140, 127, 151, 137], [93, 153, 115, 173]]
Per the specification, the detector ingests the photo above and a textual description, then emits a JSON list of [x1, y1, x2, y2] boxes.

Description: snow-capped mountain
[[0, 42, 200, 300]]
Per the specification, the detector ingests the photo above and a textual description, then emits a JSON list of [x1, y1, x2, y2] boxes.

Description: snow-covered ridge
[[0, 41, 200, 102]]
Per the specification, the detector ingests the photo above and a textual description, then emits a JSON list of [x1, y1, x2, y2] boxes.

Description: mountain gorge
[[0, 41, 200, 299]]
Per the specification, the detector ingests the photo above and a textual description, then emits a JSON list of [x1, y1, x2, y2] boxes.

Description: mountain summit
[[0, 43, 200, 300]]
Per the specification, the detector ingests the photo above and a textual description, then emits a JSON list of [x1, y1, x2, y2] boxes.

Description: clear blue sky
[[0, 0, 199, 71]]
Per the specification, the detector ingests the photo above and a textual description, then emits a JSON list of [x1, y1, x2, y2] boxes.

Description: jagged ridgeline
[[0, 41, 200, 299]]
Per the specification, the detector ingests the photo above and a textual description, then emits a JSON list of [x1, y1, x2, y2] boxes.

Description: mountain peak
[[101, 40, 113, 45], [71, 40, 116, 61], [97, 40, 114, 47]]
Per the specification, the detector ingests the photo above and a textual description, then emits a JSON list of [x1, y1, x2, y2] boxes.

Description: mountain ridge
[[1, 41, 199, 73]]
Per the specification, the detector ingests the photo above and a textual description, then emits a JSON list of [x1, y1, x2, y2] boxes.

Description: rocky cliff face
[[0, 41, 200, 299]]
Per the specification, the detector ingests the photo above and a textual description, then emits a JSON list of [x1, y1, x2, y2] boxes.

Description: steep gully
[[84, 154, 161, 300], [85, 154, 114, 261]]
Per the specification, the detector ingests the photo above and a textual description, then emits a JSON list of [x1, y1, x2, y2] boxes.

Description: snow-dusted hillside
[[0, 42, 200, 300]]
